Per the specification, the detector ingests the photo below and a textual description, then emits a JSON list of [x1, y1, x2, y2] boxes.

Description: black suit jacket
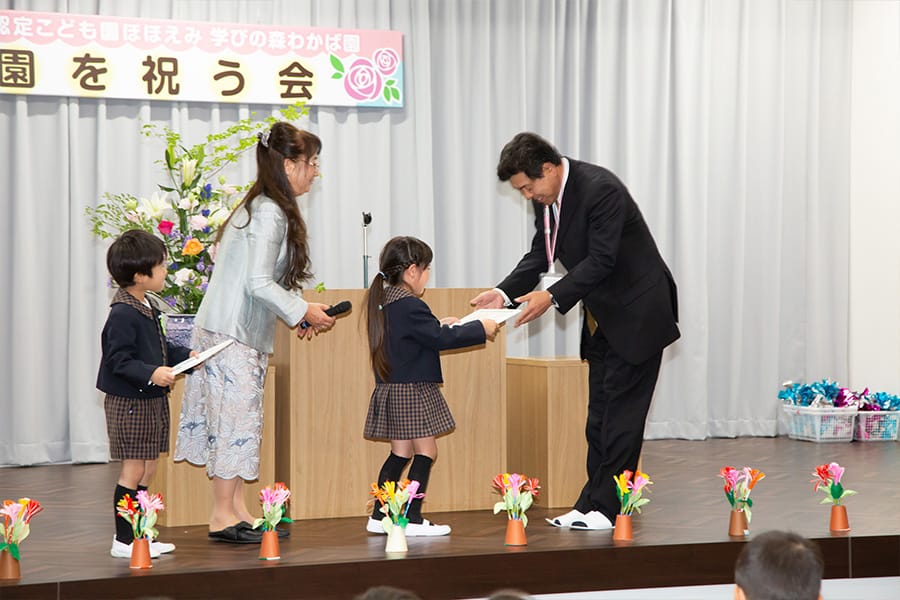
[[497, 158, 679, 365]]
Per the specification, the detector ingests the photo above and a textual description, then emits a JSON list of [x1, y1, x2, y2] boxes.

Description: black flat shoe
[[236, 520, 290, 538], [207, 524, 263, 544]]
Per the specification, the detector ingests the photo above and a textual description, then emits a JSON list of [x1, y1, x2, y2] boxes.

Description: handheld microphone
[[299, 300, 352, 329]]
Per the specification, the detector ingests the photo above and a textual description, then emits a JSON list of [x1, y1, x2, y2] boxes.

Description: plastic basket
[[782, 405, 857, 442], [853, 411, 899, 442]]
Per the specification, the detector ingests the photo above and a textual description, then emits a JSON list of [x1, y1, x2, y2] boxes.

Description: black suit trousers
[[574, 323, 663, 521]]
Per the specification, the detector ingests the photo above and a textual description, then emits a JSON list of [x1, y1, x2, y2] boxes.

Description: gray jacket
[[195, 195, 308, 353]]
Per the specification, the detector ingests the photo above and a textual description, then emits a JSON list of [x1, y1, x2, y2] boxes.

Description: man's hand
[[469, 289, 504, 309], [513, 290, 553, 326]]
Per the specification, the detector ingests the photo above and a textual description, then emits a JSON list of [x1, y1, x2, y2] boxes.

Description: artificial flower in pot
[[86, 103, 308, 345], [492, 472, 540, 545]]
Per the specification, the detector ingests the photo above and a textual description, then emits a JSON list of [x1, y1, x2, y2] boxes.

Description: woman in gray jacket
[[175, 122, 335, 543]]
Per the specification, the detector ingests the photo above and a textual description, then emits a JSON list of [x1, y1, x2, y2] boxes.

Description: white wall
[[849, 3, 900, 393]]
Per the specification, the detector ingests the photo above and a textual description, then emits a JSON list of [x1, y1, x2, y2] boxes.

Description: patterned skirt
[[174, 328, 268, 481], [105, 394, 170, 460], [364, 382, 456, 440]]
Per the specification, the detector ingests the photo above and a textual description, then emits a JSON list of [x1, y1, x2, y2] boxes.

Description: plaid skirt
[[364, 382, 456, 440], [104, 394, 170, 460]]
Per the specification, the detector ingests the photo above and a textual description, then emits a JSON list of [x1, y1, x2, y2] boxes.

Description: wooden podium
[[506, 357, 589, 508], [152, 367, 276, 527], [271, 288, 507, 519]]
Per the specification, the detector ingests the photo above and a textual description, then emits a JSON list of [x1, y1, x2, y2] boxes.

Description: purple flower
[[200, 183, 213, 200]]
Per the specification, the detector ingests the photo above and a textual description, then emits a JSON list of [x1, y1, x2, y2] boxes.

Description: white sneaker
[[151, 540, 176, 554], [405, 519, 451, 537], [545, 509, 585, 528], [366, 517, 386, 534], [110, 536, 161, 559], [569, 510, 614, 530]]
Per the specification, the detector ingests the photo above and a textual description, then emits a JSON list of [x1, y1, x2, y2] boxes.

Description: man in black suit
[[471, 132, 679, 530]]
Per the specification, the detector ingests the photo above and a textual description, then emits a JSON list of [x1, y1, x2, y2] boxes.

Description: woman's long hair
[[217, 121, 320, 289], [364, 236, 433, 381]]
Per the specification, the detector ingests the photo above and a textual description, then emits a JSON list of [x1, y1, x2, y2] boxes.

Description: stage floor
[[1, 437, 898, 599]]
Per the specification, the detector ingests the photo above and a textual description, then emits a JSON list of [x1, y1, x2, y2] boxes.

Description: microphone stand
[[362, 212, 372, 287]]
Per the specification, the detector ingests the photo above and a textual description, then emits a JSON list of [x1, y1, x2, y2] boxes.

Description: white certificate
[[171, 339, 234, 375], [456, 308, 521, 326]]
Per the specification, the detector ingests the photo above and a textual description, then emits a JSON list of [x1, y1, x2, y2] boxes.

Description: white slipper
[[110, 536, 161, 559], [545, 509, 585, 528], [151, 540, 176, 554], [569, 510, 614, 530], [366, 517, 386, 534], [405, 519, 451, 537]]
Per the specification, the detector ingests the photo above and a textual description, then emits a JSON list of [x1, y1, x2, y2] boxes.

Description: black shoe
[[208, 524, 263, 544], [236, 520, 290, 538]]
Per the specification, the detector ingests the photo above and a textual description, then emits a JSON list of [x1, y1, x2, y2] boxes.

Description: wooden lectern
[[271, 288, 507, 519], [506, 357, 589, 508]]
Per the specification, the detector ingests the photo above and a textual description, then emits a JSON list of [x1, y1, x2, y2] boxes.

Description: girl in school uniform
[[363, 236, 498, 536]]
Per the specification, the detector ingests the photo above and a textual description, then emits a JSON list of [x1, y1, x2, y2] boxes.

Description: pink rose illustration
[[372, 48, 399, 76], [344, 58, 383, 101]]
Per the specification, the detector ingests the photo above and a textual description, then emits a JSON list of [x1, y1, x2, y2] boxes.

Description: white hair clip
[[258, 129, 271, 148]]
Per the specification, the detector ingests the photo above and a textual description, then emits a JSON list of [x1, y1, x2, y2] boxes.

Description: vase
[[728, 509, 749, 537], [258, 529, 281, 560], [504, 518, 527, 546], [129, 538, 153, 569], [385, 524, 408, 553], [613, 514, 633, 542], [829, 505, 850, 532], [0, 549, 20, 580], [164, 313, 195, 349]]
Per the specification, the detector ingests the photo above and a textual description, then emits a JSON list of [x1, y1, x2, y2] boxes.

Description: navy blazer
[[96, 298, 192, 399], [378, 296, 486, 383], [497, 159, 679, 365]]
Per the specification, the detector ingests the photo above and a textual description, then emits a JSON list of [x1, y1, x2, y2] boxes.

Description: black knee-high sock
[[137, 484, 148, 492], [372, 453, 411, 519], [405, 455, 434, 524], [114, 484, 137, 544]]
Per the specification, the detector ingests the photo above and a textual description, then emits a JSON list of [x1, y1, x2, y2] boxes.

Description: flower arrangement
[[253, 482, 293, 532], [613, 470, 652, 516], [718, 466, 765, 521], [116, 490, 165, 541], [491, 473, 540, 526], [0, 498, 42, 560], [86, 103, 307, 313], [370, 479, 424, 531], [811, 462, 857, 506]]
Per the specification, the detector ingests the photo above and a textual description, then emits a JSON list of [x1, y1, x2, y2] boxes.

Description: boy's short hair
[[107, 229, 167, 288], [735, 530, 824, 600]]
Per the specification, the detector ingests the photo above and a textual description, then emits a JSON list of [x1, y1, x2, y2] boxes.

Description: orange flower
[[181, 237, 203, 256], [746, 468, 766, 490]]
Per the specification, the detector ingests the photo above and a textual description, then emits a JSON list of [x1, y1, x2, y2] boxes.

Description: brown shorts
[[104, 394, 170, 460]]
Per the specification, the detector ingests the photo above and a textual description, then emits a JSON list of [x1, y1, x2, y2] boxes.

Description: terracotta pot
[[0, 549, 20, 580], [504, 518, 527, 546], [385, 523, 408, 553], [258, 529, 281, 560], [829, 505, 850, 532], [728, 509, 749, 537], [613, 514, 633, 541], [129, 538, 152, 569]]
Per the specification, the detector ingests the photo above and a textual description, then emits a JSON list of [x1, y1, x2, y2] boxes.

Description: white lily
[[181, 158, 198, 187], [137, 191, 175, 220]]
